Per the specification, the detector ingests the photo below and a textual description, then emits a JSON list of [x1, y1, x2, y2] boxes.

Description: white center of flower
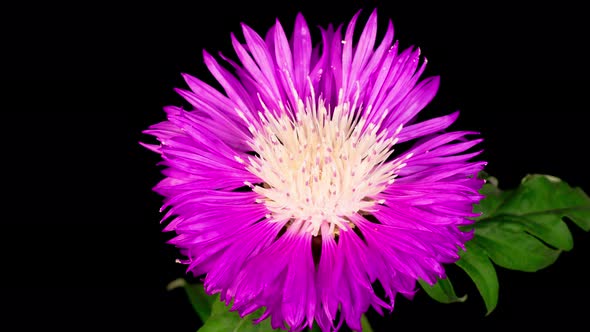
[[237, 96, 410, 237]]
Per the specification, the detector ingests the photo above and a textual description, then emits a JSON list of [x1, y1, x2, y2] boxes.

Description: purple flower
[[143, 9, 485, 332]]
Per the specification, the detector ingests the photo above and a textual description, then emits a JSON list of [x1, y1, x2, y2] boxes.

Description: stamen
[[245, 97, 408, 236]]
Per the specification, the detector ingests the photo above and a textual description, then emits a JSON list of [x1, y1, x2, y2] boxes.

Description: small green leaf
[[307, 315, 372, 332], [418, 277, 467, 304], [455, 242, 499, 315], [198, 296, 275, 332], [309, 323, 322, 332], [473, 176, 513, 218], [167, 278, 215, 322], [360, 314, 373, 332]]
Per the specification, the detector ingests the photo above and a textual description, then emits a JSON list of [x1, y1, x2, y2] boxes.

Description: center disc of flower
[[241, 99, 408, 237]]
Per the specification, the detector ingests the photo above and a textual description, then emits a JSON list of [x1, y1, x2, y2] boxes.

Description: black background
[[2, 1, 589, 331]]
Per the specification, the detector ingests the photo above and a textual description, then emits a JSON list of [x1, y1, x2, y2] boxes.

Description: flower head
[[143, 9, 485, 332]]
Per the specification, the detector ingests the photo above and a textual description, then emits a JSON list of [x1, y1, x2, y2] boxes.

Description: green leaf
[[455, 242, 499, 315], [166, 280, 372, 332], [360, 314, 373, 332], [194, 297, 370, 332], [167, 278, 215, 322], [514, 213, 574, 251], [450, 173, 590, 314], [418, 277, 467, 304], [309, 324, 322, 332], [473, 174, 590, 271], [198, 296, 275, 332], [474, 218, 561, 271], [307, 315, 372, 332], [472, 175, 513, 218], [492, 174, 590, 232]]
